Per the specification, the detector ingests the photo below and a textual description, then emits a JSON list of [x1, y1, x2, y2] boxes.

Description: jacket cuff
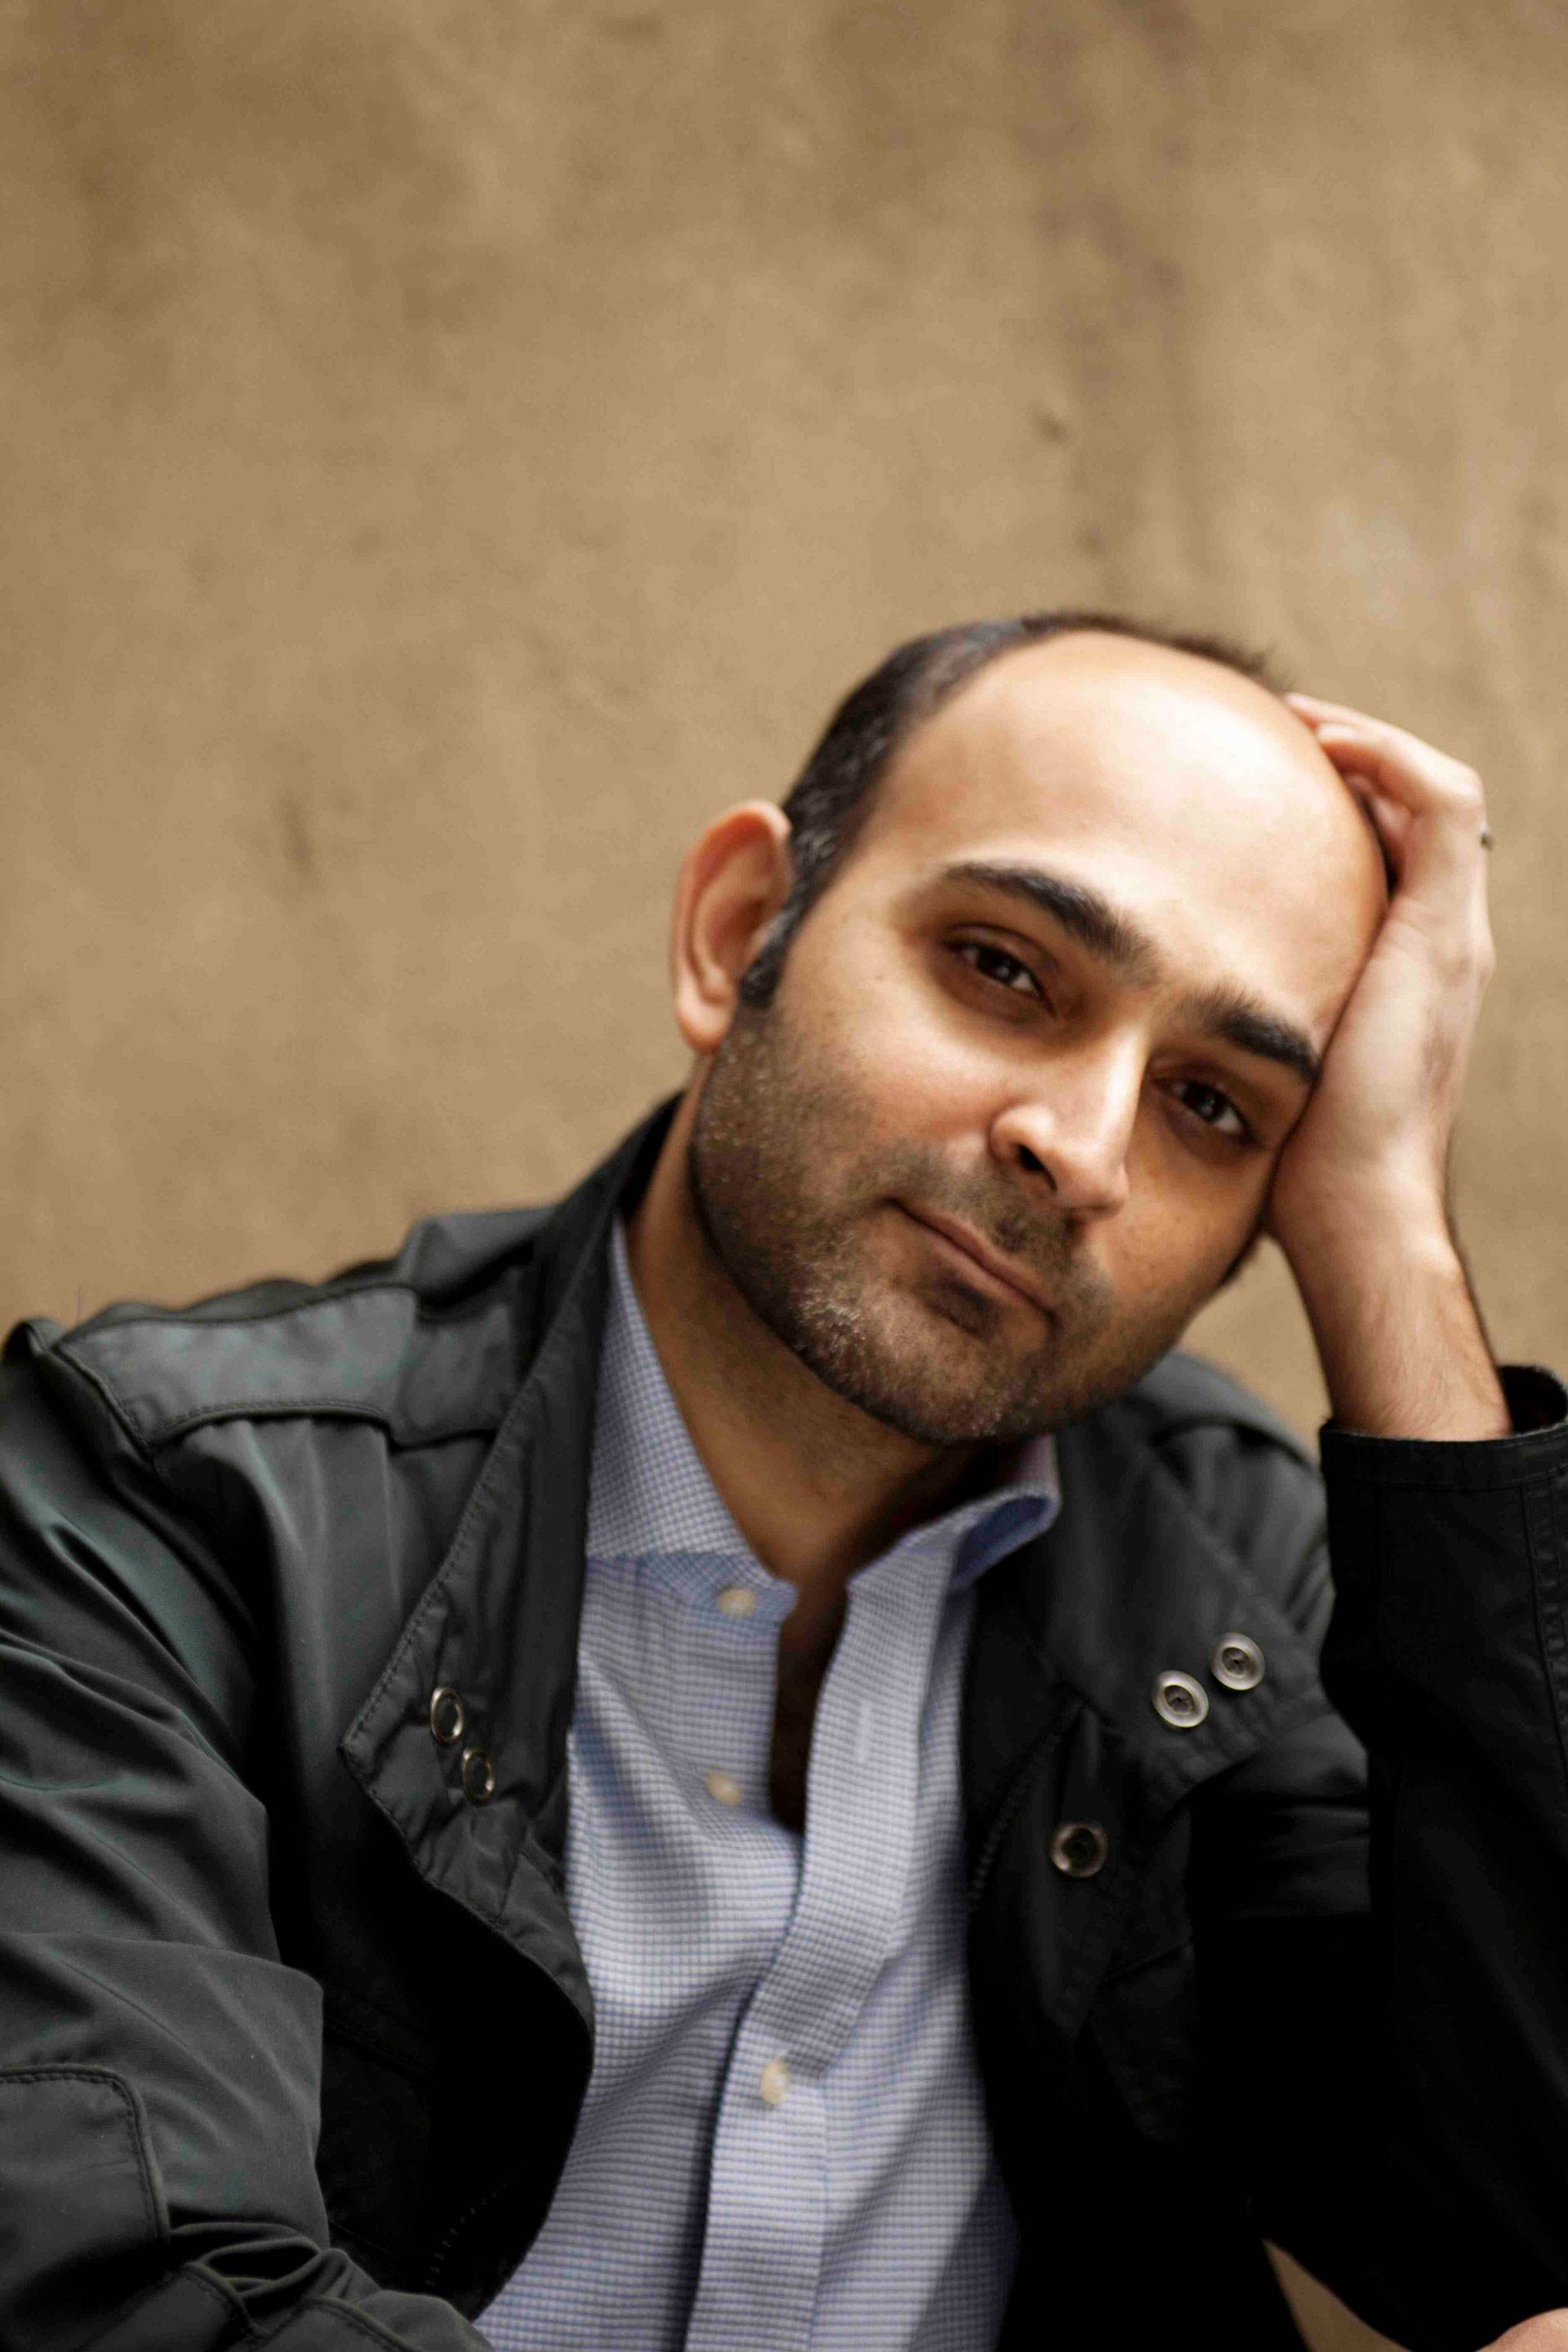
[[1319, 1365, 1568, 1490]]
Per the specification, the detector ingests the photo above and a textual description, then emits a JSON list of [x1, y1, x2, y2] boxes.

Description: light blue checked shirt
[[478, 1217, 1060, 2352]]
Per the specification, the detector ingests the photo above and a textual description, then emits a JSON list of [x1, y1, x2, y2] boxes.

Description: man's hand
[[1267, 693, 1494, 1245], [1264, 693, 1508, 1440]]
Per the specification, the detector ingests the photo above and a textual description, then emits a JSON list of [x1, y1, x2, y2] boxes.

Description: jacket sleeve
[[0, 1343, 497, 2350], [1192, 1364, 1568, 2352]]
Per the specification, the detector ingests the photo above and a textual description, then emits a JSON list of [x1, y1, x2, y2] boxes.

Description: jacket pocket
[[0, 2066, 168, 2351]]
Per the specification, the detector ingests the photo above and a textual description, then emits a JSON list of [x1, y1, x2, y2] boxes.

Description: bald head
[[917, 627, 1384, 897], [944, 627, 1372, 844]]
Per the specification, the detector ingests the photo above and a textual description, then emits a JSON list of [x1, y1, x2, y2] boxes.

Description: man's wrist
[[1281, 1208, 1510, 1441]]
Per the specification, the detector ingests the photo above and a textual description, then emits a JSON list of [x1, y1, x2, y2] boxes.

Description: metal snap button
[[1211, 1633, 1265, 1691], [429, 1686, 465, 1745], [1152, 1671, 1209, 1730], [460, 1745, 497, 1805], [1049, 1820, 1108, 1878]]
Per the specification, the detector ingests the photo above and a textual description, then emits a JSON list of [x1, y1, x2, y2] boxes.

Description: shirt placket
[[684, 1554, 949, 2352]]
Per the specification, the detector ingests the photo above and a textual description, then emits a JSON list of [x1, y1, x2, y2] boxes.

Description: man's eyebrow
[[1178, 982, 1322, 1090], [933, 858, 1323, 1090], [938, 859, 1161, 983]]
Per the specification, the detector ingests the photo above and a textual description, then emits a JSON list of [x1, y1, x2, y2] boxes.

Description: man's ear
[[670, 802, 795, 1056]]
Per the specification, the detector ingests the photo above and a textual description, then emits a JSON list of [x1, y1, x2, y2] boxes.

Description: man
[[2, 611, 1566, 2352]]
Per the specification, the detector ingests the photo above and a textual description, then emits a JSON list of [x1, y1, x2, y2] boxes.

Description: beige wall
[[4, 5, 1566, 2343]]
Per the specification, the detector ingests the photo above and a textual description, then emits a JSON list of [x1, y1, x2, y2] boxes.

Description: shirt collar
[[587, 1214, 1059, 1588]]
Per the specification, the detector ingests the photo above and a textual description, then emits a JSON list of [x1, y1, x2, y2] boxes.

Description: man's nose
[[988, 1046, 1140, 1220]]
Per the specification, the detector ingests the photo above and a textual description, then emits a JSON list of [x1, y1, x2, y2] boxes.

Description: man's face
[[688, 634, 1387, 1443]]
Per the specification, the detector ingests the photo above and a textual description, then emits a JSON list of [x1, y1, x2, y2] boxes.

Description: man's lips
[[900, 1205, 1055, 1318]]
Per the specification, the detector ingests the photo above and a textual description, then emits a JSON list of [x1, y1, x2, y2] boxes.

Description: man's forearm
[[1287, 1205, 1511, 1441]]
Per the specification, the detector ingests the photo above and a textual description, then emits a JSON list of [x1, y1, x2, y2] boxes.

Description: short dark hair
[[738, 610, 1284, 1009]]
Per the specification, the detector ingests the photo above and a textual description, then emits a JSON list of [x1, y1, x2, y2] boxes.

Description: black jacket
[[3, 1098, 1568, 2351]]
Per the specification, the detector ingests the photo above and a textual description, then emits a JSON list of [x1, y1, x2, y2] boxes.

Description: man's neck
[[623, 1099, 987, 1632]]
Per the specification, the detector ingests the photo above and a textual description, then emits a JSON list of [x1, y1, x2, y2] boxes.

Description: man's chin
[[831, 1307, 1178, 1446], [804, 1333, 1076, 1449]]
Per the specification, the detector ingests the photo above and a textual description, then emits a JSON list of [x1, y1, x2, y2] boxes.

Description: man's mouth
[[898, 1205, 1055, 1320]]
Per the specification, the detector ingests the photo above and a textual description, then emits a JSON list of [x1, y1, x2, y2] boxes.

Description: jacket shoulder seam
[[42, 1338, 159, 1467], [48, 1275, 416, 1348], [141, 1403, 504, 1449], [32, 1345, 282, 1628], [45, 1282, 512, 1450]]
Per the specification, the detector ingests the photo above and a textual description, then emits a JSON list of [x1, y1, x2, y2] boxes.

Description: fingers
[[1357, 783, 1413, 874], [1285, 693, 1487, 822], [1284, 693, 1494, 967]]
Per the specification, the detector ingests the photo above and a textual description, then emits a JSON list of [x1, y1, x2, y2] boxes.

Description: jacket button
[[1152, 1671, 1209, 1730], [1211, 1633, 1265, 1691], [1049, 1820, 1108, 1878], [429, 1687, 466, 1745], [460, 1745, 497, 1805]]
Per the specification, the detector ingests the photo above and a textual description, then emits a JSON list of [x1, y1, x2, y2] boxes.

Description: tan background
[[4, 3, 1566, 2345]]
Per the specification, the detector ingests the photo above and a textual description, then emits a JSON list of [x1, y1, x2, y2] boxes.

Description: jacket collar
[[340, 1097, 678, 2025], [965, 1399, 1323, 1842], [961, 1392, 1328, 2048]]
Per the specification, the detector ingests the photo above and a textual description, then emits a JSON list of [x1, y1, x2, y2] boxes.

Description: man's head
[[668, 614, 1388, 1444]]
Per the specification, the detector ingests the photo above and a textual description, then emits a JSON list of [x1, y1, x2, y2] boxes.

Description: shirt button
[[1152, 1671, 1209, 1730], [717, 1586, 758, 1619], [705, 1768, 743, 1806], [1211, 1633, 1265, 1691], [758, 2056, 791, 2108]]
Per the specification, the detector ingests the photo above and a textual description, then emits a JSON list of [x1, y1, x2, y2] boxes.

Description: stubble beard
[[685, 1000, 1201, 1446]]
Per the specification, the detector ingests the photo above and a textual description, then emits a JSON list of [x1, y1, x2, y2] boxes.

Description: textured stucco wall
[[3, 7, 1566, 2342]]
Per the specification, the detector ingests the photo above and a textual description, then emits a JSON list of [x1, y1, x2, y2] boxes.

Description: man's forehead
[[854, 631, 1388, 1033]]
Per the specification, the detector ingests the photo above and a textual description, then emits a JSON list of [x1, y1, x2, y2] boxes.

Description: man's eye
[[953, 942, 1044, 1000], [1170, 1080, 1250, 1141]]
